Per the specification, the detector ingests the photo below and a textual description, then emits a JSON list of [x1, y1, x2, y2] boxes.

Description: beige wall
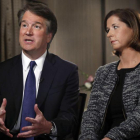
[[45, 0, 102, 108], [47, 0, 102, 86]]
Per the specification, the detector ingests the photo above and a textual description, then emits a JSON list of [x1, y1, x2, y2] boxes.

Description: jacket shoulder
[[0, 55, 21, 71], [48, 53, 78, 69], [97, 61, 118, 73]]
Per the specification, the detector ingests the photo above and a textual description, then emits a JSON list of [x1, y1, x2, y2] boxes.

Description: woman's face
[[106, 15, 133, 52]]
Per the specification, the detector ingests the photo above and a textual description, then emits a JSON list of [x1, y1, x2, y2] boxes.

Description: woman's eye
[[114, 26, 118, 29], [106, 29, 109, 33]]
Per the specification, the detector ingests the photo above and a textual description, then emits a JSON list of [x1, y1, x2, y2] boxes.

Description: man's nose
[[25, 27, 33, 35]]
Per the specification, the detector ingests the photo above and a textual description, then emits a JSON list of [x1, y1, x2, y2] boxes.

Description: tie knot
[[30, 61, 36, 69]]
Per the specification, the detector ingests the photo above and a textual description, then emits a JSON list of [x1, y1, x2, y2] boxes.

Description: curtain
[[0, 0, 26, 62]]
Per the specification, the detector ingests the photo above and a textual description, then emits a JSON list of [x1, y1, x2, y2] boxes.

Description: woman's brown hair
[[104, 8, 140, 56]]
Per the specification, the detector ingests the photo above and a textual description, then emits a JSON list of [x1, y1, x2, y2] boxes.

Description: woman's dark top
[[101, 64, 140, 140]]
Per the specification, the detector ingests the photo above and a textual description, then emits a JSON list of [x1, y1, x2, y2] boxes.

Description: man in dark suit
[[0, 1, 79, 140]]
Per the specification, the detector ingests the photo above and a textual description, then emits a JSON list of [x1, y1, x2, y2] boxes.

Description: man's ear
[[46, 33, 53, 43]]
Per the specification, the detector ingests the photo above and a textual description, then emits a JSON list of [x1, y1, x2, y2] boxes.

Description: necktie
[[20, 61, 36, 140]]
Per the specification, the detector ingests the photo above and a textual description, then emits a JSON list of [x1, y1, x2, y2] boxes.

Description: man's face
[[19, 10, 52, 59]]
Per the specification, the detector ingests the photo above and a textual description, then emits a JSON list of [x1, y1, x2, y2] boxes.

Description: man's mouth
[[25, 39, 34, 42]]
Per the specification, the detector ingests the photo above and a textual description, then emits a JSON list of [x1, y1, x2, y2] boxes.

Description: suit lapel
[[11, 55, 23, 112], [36, 52, 58, 108], [7, 55, 23, 129]]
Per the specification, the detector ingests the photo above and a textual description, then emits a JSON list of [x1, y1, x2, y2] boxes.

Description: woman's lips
[[111, 40, 116, 44]]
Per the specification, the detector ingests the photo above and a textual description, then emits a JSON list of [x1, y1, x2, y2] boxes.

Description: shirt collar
[[22, 51, 47, 71]]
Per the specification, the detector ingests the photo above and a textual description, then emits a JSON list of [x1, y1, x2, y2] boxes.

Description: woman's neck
[[118, 48, 140, 70]]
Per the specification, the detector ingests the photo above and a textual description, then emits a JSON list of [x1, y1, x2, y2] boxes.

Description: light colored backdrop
[[47, 0, 102, 86]]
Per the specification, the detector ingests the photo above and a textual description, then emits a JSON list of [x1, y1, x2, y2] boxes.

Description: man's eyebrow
[[34, 22, 43, 25], [21, 20, 43, 25], [21, 20, 27, 23]]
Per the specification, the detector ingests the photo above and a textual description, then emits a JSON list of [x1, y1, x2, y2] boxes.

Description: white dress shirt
[[11, 50, 47, 132]]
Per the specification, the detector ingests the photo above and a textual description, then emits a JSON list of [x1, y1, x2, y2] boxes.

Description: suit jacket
[[0, 52, 79, 140]]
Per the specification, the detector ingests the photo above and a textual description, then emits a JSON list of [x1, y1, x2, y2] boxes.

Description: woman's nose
[[107, 30, 114, 38]]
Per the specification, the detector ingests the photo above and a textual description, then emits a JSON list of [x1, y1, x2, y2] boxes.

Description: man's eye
[[22, 24, 27, 27], [35, 25, 41, 29]]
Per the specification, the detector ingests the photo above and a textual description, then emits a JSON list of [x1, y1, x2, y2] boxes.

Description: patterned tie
[[20, 61, 36, 140]]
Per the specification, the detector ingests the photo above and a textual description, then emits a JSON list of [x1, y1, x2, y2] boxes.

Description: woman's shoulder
[[97, 61, 119, 73]]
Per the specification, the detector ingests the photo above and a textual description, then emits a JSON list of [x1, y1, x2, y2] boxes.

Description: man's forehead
[[22, 11, 46, 22], [21, 11, 47, 25]]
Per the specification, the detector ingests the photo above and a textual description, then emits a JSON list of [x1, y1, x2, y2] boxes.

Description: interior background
[[1, 0, 140, 108]]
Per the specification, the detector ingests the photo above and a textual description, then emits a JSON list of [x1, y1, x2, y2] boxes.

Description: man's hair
[[17, 1, 57, 49], [104, 8, 140, 56]]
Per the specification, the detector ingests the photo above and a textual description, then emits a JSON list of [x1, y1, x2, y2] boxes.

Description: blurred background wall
[[0, 0, 140, 108]]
